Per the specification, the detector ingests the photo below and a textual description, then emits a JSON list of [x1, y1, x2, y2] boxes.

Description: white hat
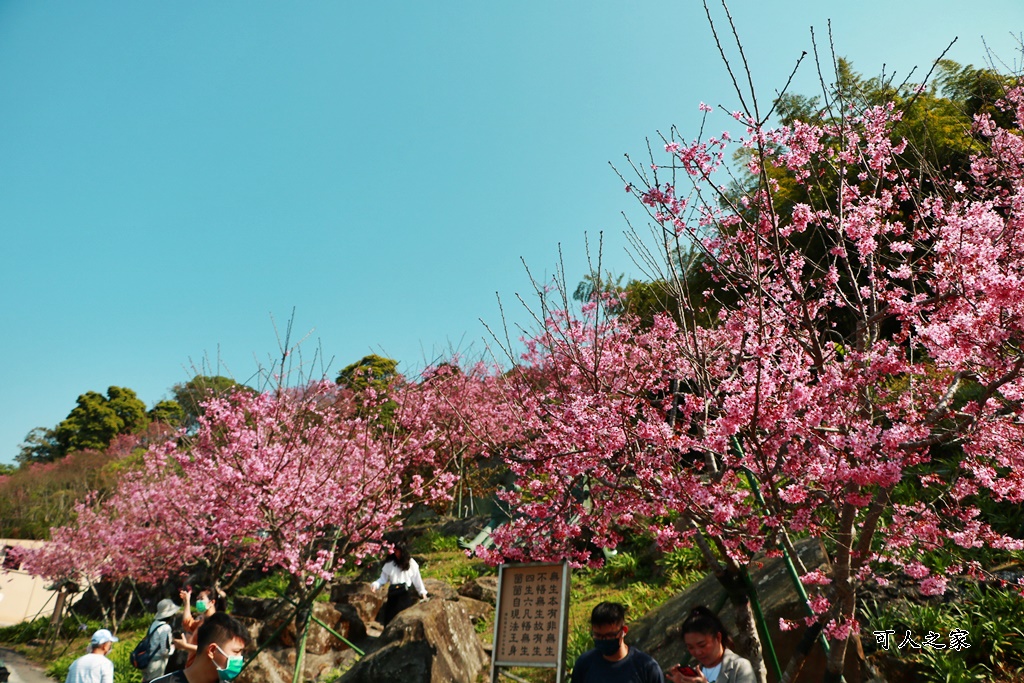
[[154, 598, 180, 621], [90, 628, 118, 646]]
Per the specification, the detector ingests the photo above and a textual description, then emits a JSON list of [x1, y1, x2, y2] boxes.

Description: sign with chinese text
[[491, 561, 570, 682]]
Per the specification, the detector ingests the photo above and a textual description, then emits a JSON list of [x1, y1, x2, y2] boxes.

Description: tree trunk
[[716, 566, 768, 683], [779, 623, 822, 683], [823, 498, 858, 682]]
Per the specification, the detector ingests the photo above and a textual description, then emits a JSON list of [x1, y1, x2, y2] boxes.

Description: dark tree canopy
[[16, 427, 61, 465], [147, 399, 186, 427], [53, 386, 149, 456]]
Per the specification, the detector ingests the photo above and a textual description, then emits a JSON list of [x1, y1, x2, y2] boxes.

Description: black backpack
[[130, 622, 163, 669]]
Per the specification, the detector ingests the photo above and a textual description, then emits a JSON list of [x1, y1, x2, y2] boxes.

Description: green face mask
[[214, 645, 244, 681], [194, 599, 209, 613]]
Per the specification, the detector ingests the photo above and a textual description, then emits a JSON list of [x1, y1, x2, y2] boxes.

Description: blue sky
[[1, 1, 1021, 464]]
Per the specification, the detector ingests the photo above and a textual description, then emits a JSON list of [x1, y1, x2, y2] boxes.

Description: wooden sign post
[[490, 561, 571, 683]]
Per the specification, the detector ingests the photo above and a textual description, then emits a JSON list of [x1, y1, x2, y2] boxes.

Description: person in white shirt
[[370, 542, 428, 626], [65, 628, 118, 683]]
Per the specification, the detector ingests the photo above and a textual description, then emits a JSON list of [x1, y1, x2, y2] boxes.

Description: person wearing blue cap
[[65, 628, 119, 683]]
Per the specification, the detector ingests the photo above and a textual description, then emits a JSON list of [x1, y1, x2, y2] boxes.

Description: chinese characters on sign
[[493, 562, 570, 668], [873, 629, 971, 652]]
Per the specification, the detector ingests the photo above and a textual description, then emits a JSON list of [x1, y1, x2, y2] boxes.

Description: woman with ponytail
[[370, 542, 428, 626]]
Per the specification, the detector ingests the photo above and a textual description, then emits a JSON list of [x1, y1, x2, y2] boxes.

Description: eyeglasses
[[591, 628, 624, 641]]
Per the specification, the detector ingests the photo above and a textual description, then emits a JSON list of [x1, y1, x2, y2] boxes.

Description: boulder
[[341, 595, 488, 683], [238, 645, 356, 683], [629, 539, 868, 683], [331, 582, 385, 625], [403, 504, 440, 525], [262, 602, 365, 655], [457, 575, 498, 605], [438, 515, 490, 539], [232, 595, 290, 621], [236, 647, 295, 683], [456, 596, 493, 626], [422, 578, 458, 601]]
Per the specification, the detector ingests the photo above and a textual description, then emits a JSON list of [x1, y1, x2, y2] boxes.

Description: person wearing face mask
[[666, 606, 755, 683], [150, 612, 249, 683], [174, 588, 219, 667], [65, 629, 119, 683], [570, 602, 664, 683]]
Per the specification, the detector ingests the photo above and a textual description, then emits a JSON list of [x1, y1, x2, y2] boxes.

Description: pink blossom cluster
[[472, 86, 1024, 642], [24, 378, 471, 587]]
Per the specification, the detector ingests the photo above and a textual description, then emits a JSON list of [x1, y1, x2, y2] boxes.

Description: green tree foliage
[[335, 354, 399, 391], [336, 354, 402, 426], [622, 59, 1015, 330], [764, 58, 1014, 211], [171, 375, 248, 427], [53, 387, 149, 457], [147, 399, 185, 427], [16, 426, 61, 465]]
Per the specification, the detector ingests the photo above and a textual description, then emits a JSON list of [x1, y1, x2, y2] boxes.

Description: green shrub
[[48, 639, 143, 683], [235, 571, 290, 598], [448, 562, 485, 584], [565, 621, 593, 669], [411, 530, 460, 554], [593, 552, 641, 584], [862, 582, 1024, 681], [0, 616, 49, 644]]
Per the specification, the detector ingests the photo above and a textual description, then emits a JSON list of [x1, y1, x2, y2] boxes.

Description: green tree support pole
[[738, 567, 783, 683], [740, 464, 831, 657], [735, 437, 843, 682]]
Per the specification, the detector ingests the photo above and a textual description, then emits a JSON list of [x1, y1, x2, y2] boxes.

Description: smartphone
[[674, 665, 698, 677]]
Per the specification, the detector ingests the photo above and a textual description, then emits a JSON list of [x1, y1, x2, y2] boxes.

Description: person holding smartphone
[[666, 607, 755, 683]]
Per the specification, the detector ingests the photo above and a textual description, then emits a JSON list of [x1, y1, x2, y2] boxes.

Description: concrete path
[[0, 648, 56, 683]]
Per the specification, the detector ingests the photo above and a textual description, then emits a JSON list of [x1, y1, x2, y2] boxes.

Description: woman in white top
[[370, 542, 428, 626]]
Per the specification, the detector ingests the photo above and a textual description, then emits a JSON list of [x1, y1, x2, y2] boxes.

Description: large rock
[[260, 602, 366, 655], [422, 578, 458, 601], [629, 539, 868, 683], [457, 575, 498, 605], [341, 595, 488, 683], [331, 582, 385, 625], [404, 503, 440, 525], [233, 595, 290, 621], [457, 596, 493, 626], [238, 645, 356, 683], [438, 514, 490, 539]]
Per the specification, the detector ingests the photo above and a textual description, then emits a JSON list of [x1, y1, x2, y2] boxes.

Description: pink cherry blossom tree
[[24, 376, 459, 681], [395, 360, 527, 517], [474, 62, 1024, 683]]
